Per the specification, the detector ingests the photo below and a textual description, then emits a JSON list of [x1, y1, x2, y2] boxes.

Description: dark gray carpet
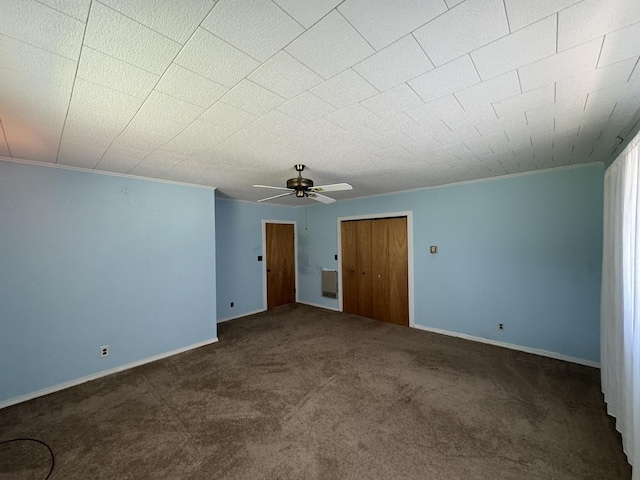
[[0, 304, 631, 479]]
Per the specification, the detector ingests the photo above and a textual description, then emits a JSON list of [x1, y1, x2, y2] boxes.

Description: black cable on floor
[[0, 438, 55, 479]]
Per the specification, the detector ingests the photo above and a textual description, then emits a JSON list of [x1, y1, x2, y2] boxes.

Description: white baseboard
[[412, 324, 600, 368], [297, 301, 340, 311], [0, 337, 219, 410], [217, 308, 265, 323]]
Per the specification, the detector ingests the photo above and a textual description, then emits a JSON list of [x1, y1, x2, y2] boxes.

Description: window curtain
[[602, 132, 640, 479]]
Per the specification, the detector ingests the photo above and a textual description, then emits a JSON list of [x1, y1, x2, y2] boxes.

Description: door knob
[[267, 269, 272, 272]]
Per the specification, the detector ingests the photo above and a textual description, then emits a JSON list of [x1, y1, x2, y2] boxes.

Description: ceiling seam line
[[0, 117, 14, 158], [54, 0, 93, 164]]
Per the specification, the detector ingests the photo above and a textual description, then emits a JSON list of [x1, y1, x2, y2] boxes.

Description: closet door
[[341, 220, 359, 315], [356, 220, 373, 318], [371, 219, 390, 322], [341, 216, 408, 326], [388, 217, 409, 326]]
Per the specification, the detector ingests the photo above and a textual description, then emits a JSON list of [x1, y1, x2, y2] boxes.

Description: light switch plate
[[430, 245, 437, 254]]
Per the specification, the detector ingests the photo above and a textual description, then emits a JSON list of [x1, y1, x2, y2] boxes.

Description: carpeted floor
[[0, 304, 631, 479]]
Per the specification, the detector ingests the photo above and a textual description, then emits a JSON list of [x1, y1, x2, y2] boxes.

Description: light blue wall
[[215, 197, 296, 321], [0, 161, 217, 404], [296, 164, 604, 363]]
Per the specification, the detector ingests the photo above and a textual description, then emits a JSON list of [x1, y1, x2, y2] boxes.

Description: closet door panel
[[388, 217, 409, 326], [356, 219, 373, 318], [341, 220, 358, 315], [371, 218, 390, 322]]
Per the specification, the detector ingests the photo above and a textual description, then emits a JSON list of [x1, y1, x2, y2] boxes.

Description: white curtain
[[602, 132, 640, 479]]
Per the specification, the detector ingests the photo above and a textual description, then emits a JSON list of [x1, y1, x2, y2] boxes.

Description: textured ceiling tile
[[354, 35, 434, 91], [338, 0, 447, 51], [454, 70, 521, 110], [360, 84, 424, 118], [471, 16, 557, 80], [310, 69, 378, 109], [161, 120, 235, 156], [175, 29, 260, 88], [103, 144, 150, 161], [558, 0, 640, 51], [220, 80, 286, 116], [127, 108, 186, 138], [273, 0, 340, 28], [503, 0, 580, 32], [324, 104, 381, 129], [285, 11, 375, 79], [0, 67, 72, 122], [598, 22, 640, 68], [78, 47, 159, 99], [84, 3, 181, 75], [0, 0, 84, 59], [518, 37, 602, 91], [57, 140, 106, 168], [155, 64, 228, 109], [555, 58, 637, 106], [408, 56, 480, 103], [0, 34, 77, 88], [365, 113, 417, 135], [66, 78, 143, 134], [277, 92, 336, 123], [97, 154, 140, 173], [100, 0, 214, 43], [140, 90, 205, 125], [200, 102, 257, 131], [476, 112, 528, 136], [405, 95, 464, 125], [230, 125, 280, 148], [202, 0, 304, 62], [414, 0, 509, 67], [492, 84, 555, 118], [298, 118, 345, 142], [248, 51, 323, 100], [110, 127, 167, 151], [442, 104, 497, 131], [250, 110, 304, 136], [128, 161, 172, 178], [38, 0, 91, 21], [403, 119, 452, 141]]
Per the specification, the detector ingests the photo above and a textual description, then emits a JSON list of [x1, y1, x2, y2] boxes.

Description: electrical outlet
[[498, 323, 504, 330], [100, 345, 109, 358]]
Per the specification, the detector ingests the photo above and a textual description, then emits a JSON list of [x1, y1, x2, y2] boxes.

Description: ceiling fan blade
[[258, 192, 294, 203], [308, 192, 335, 204], [309, 183, 353, 193], [253, 184, 292, 191]]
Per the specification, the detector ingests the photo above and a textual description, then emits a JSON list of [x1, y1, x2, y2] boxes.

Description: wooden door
[[356, 220, 373, 318], [388, 217, 409, 326], [341, 217, 409, 326], [266, 223, 295, 309], [371, 219, 390, 322], [341, 220, 359, 315]]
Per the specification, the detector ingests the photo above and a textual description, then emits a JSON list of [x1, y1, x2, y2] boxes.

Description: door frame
[[262, 220, 298, 310], [336, 211, 414, 327]]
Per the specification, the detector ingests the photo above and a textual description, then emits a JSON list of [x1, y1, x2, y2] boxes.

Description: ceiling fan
[[253, 165, 353, 204]]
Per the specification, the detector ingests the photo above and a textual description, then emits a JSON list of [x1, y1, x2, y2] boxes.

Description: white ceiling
[[1, 0, 639, 204]]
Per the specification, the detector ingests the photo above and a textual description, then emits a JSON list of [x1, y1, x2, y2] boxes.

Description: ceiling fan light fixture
[[296, 190, 305, 197]]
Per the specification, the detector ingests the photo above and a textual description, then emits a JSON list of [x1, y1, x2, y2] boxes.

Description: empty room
[[1, 0, 639, 479]]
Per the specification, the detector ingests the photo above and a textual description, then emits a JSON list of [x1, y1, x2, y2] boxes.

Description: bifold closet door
[[341, 217, 408, 326], [341, 221, 358, 315], [371, 219, 390, 322], [388, 217, 409, 326]]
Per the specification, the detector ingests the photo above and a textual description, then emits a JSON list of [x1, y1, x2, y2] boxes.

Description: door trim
[[336, 211, 414, 328], [262, 220, 298, 310]]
